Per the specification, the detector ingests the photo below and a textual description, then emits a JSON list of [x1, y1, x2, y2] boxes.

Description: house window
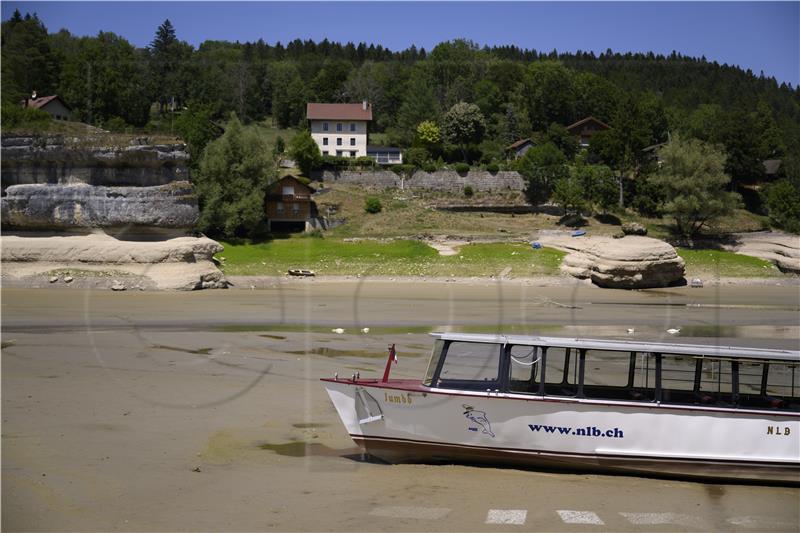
[[336, 150, 343, 157], [322, 150, 328, 156], [282, 186, 294, 196], [323, 122, 328, 131], [292, 203, 300, 214], [350, 151, 357, 157], [322, 137, 328, 146], [336, 138, 342, 146], [350, 138, 356, 146], [276, 202, 284, 213], [336, 123, 342, 132], [350, 123, 356, 132]]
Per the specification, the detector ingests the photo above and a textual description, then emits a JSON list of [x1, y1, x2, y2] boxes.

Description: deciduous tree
[[288, 130, 322, 176], [194, 114, 277, 238], [650, 136, 740, 239], [441, 101, 486, 161]]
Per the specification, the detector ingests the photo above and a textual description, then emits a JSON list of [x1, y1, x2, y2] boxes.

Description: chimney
[[362, 99, 367, 111]]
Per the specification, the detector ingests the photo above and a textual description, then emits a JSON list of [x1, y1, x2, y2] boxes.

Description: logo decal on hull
[[463, 404, 495, 437]]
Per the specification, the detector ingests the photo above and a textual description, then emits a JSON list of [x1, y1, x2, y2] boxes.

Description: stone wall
[[313, 169, 525, 192], [407, 170, 524, 192], [1, 135, 190, 190]]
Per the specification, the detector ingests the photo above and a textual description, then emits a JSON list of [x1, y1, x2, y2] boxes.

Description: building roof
[[268, 175, 316, 194], [307, 102, 372, 121], [763, 159, 782, 176], [642, 142, 667, 153], [565, 116, 610, 133], [23, 95, 70, 111], [507, 138, 533, 150], [367, 145, 401, 153]]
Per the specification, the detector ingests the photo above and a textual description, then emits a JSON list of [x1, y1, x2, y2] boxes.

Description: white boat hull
[[323, 379, 800, 484]]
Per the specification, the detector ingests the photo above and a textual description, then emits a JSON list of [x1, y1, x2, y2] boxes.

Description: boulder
[[1, 182, 199, 231], [729, 232, 800, 274], [622, 222, 648, 236], [0, 233, 228, 291], [538, 234, 685, 289]]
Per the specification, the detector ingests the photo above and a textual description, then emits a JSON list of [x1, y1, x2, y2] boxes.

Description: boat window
[[630, 352, 657, 401], [697, 359, 734, 405], [583, 350, 642, 401], [660, 354, 698, 405], [423, 340, 445, 387], [508, 345, 541, 394], [543, 347, 579, 397], [437, 341, 501, 389], [765, 362, 799, 410]]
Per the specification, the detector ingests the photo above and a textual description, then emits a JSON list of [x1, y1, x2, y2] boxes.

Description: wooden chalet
[[265, 176, 319, 232], [565, 117, 610, 147], [506, 138, 534, 159]]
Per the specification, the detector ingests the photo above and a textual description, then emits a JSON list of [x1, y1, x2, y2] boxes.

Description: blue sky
[[3, 1, 798, 86]]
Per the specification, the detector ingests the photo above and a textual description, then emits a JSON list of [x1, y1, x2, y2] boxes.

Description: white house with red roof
[[21, 92, 71, 121], [307, 101, 372, 158]]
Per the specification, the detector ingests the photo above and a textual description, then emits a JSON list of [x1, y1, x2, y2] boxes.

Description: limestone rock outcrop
[[1, 182, 198, 231], [729, 232, 800, 274], [1, 135, 189, 188], [1, 233, 228, 291], [538, 234, 685, 289]]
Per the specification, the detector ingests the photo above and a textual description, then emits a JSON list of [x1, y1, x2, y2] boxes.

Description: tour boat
[[322, 333, 800, 483]]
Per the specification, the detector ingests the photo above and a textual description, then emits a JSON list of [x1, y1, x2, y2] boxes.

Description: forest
[[2, 12, 799, 236]]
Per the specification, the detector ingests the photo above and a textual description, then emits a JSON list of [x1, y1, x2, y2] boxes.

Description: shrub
[[105, 116, 130, 133], [405, 146, 429, 168], [486, 163, 500, 173], [364, 197, 383, 214], [288, 130, 322, 176], [454, 162, 470, 174], [353, 156, 375, 169], [1, 104, 51, 129], [322, 155, 349, 168], [391, 164, 416, 176], [763, 179, 800, 233], [464, 185, 474, 197], [422, 162, 437, 173]]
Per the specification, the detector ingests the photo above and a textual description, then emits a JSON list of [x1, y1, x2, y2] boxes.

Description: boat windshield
[[423, 340, 445, 386]]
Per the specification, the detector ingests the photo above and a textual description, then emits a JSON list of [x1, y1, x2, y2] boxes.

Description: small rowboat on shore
[[322, 334, 799, 484], [288, 269, 315, 277]]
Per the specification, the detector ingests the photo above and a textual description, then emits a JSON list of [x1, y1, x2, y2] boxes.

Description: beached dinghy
[[322, 333, 800, 483]]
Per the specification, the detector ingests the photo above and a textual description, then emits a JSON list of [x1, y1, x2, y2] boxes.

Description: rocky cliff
[[1, 134, 226, 290], [1, 182, 198, 232], [1, 135, 190, 189]]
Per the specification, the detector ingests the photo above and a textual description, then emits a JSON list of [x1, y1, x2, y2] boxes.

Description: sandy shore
[[2, 285, 799, 531]]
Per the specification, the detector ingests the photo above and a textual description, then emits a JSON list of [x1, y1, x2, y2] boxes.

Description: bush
[[763, 179, 800, 233], [288, 130, 322, 176], [391, 164, 416, 176], [405, 146, 429, 168], [364, 197, 383, 214], [353, 156, 375, 169], [105, 116, 130, 133], [1, 104, 52, 129], [322, 155, 350, 168], [486, 163, 500, 173], [464, 185, 474, 197], [422, 162, 437, 173], [454, 162, 470, 174]]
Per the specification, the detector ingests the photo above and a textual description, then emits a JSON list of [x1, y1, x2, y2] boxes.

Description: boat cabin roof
[[430, 333, 800, 362]]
